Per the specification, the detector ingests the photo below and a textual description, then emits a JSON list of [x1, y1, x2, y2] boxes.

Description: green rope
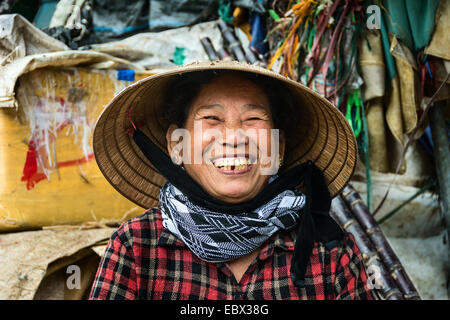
[[269, 9, 281, 22], [314, 3, 325, 18], [346, 89, 362, 138], [359, 93, 372, 211], [350, 20, 372, 210], [377, 180, 436, 225], [218, 0, 233, 23], [345, 89, 372, 210], [307, 25, 316, 52]]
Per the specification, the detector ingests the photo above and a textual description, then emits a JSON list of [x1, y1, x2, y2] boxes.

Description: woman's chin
[[188, 164, 268, 203], [208, 182, 260, 203]]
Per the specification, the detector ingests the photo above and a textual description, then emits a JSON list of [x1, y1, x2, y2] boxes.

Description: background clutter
[[0, 0, 448, 300]]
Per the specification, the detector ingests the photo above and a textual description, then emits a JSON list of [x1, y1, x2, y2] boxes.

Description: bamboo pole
[[217, 19, 248, 63], [217, 47, 232, 61], [341, 184, 421, 300], [331, 196, 403, 300], [200, 37, 219, 61]]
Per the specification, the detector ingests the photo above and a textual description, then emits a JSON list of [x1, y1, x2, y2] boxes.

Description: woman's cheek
[[188, 130, 216, 165]]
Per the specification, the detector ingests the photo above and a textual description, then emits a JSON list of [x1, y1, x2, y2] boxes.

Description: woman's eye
[[245, 117, 262, 121], [204, 116, 221, 121]]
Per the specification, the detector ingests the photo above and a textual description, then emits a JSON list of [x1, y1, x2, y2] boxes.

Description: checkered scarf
[[159, 182, 306, 263]]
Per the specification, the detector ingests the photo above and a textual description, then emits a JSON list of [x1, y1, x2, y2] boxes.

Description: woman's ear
[[166, 124, 183, 165]]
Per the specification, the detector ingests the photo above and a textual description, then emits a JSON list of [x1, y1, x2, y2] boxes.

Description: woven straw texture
[[93, 61, 357, 209]]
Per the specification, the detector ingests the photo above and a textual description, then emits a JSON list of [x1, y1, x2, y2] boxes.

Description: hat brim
[[93, 61, 358, 209]]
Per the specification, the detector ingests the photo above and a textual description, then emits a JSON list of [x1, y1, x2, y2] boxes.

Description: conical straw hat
[[93, 60, 357, 209]]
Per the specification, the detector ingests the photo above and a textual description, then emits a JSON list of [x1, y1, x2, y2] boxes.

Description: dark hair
[[161, 70, 299, 133]]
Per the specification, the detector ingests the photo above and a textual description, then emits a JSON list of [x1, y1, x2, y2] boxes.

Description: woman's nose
[[224, 127, 247, 144]]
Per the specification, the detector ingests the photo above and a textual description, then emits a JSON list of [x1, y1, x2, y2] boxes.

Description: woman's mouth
[[211, 156, 255, 174]]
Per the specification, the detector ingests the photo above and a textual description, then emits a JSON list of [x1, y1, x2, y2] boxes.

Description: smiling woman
[[165, 71, 292, 204], [89, 61, 375, 300]]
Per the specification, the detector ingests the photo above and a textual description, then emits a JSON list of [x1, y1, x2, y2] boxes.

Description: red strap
[[319, 0, 350, 96], [420, 63, 426, 98], [305, 0, 341, 67], [125, 105, 144, 136]]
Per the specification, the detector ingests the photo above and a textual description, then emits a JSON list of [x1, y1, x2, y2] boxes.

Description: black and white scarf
[[159, 182, 306, 263]]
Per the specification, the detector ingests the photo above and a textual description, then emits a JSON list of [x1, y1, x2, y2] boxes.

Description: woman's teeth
[[213, 157, 252, 171]]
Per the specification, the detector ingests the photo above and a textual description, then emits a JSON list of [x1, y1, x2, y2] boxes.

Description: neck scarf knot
[[160, 183, 306, 262]]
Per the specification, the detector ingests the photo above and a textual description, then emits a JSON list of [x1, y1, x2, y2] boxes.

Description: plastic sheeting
[[148, 0, 217, 31], [87, 20, 224, 69], [0, 14, 69, 58], [0, 14, 144, 108], [47, 0, 219, 45], [382, 0, 440, 53], [0, 225, 114, 299]]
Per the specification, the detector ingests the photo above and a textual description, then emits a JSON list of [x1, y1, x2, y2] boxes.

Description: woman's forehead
[[192, 74, 270, 106]]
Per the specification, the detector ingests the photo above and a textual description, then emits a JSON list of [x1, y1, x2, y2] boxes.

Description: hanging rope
[[267, 0, 372, 209], [267, 0, 316, 70]]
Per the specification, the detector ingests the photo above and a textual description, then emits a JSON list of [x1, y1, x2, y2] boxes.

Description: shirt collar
[[258, 227, 296, 260]]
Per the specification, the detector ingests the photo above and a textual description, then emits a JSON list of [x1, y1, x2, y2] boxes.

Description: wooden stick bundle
[[200, 37, 219, 61], [331, 196, 403, 300], [340, 184, 421, 300], [202, 19, 265, 66], [217, 19, 248, 63]]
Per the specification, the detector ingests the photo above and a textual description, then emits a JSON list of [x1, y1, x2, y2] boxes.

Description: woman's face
[[167, 74, 285, 204]]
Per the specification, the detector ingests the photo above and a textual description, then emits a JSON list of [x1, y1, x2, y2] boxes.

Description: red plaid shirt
[[90, 208, 375, 300]]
